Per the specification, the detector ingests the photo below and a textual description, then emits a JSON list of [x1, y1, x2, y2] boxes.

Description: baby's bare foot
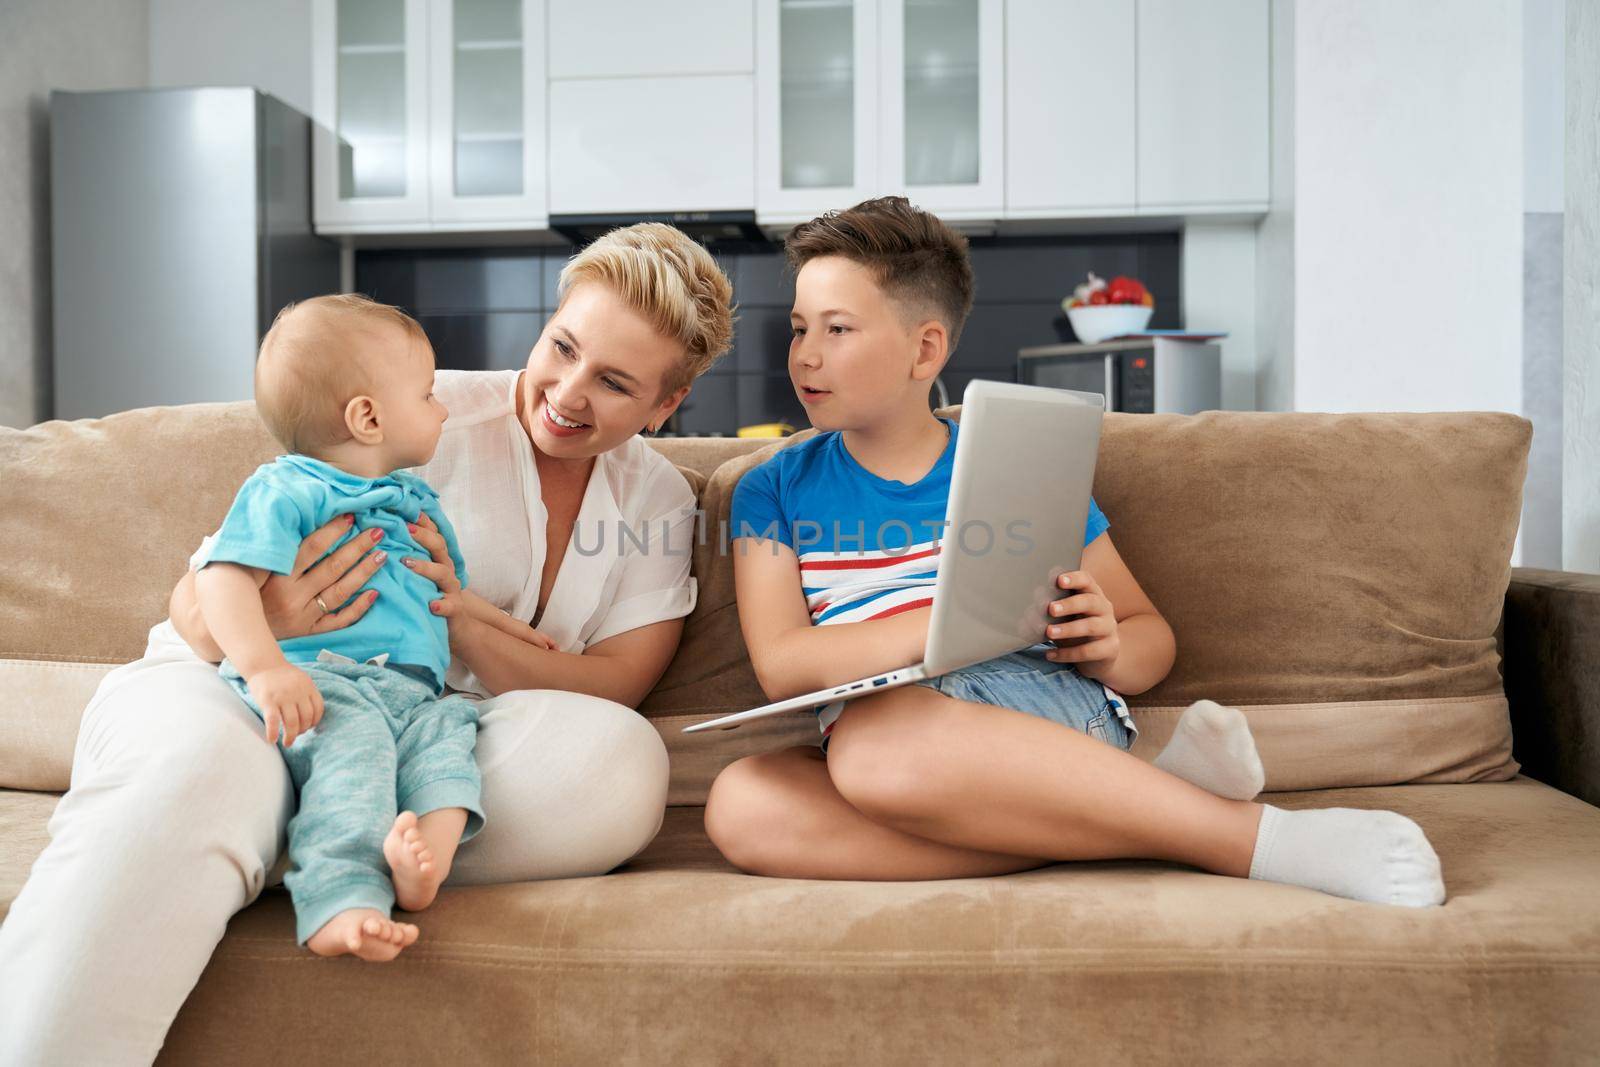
[[306, 908, 418, 961], [385, 811, 447, 911]]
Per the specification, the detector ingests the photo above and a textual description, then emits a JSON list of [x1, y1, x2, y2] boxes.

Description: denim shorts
[[820, 643, 1138, 755]]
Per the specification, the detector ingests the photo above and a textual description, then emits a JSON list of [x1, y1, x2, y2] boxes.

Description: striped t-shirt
[[730, 417, 1110, 736]]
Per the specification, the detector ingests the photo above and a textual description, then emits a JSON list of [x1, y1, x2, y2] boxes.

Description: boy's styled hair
[[254, 293, 428, 454], [784, 196, 976, 348], [558, 222, 735, 394]]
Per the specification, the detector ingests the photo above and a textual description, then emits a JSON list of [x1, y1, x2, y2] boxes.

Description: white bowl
[[1064, 303, 1153, 344]]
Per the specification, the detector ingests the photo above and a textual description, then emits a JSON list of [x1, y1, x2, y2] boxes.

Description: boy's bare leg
[[706, 688, 1261, 881], [385, 808, 468, 911], [706, 745, 1055, 880], [306, 909, 420, 961], [825, 686, 1263, 874]]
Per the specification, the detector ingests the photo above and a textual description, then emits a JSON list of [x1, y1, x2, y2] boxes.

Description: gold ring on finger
[[315, 595, 331, 614]]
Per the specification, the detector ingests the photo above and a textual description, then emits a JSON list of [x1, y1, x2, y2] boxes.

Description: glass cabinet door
[[313, 0, 430, 227], [429, 0, 547, 223], [335, 0, 407, 199], [757, 0, 880, 222], [881, 0, 1003, 214]]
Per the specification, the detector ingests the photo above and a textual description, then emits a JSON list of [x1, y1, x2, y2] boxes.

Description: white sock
[[1248, 804, 1446, 907], [1152, 700, 1265, 800]]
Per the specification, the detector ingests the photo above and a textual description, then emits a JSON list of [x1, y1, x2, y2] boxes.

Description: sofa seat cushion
[[4, 778, 1595, 1062]]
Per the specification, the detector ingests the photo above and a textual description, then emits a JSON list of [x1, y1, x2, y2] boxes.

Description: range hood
[[549, 210, 768, 247]]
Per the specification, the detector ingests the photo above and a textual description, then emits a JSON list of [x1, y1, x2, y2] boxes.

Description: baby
[[195, 294, 527, 961]]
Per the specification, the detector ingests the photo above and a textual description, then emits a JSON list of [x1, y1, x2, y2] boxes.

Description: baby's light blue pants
[[225, 658, 485, 944]]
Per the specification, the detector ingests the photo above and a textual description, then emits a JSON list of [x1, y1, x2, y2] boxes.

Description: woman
[[0, 223, 734, 1063]]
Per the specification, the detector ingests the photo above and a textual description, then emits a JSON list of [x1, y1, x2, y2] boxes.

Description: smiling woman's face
[[519, 282, 691, 460]]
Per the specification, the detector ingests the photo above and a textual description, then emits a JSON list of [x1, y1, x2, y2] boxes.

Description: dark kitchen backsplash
[[355, 232, 1181, 436]]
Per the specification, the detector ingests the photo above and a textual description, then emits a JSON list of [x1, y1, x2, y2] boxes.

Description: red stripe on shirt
[[800, 546, 940, 571], [865, 596, 933, 621]]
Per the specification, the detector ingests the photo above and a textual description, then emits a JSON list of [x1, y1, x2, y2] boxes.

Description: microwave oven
[[1016, 338, 1221, 414]]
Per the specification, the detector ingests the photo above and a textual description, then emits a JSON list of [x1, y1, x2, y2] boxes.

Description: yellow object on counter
[[737, 422, 796, 438]]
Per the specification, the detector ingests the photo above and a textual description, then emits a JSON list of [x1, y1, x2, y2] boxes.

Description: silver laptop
[[682, 380, 1105, 735]]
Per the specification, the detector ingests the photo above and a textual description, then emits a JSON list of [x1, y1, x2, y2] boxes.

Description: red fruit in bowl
[[1088, 289, 1110, 306], [1107, 276, 1147, 305]]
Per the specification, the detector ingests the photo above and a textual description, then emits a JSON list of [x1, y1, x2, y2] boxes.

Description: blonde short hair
[[557, 223, 735, 394], [254, 294, 428, 453]]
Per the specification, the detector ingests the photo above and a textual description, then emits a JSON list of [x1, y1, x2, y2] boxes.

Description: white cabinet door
[[428, 0, 547, 226], [756, 0, 881, 224], [312, 0, 431, 229], [879, 0, 1004, 217], [1005, 0, 1136, 216], [549, 0, 754, 78], [1136, 0, 1268, 210], [548, 75, 756, 214]]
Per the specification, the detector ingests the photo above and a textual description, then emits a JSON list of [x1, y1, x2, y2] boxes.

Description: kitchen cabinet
[[756, 0, 882, 224], [313, 0, 1271, 236], [548, 0, 753, 78], [313, 0, 548, 233], [880, 0, 1004, 217], [758, 0, 1006, 224], [428, 0, 547, 225], [1136, 0, 1269, 211], [313, 0, 432, 229], [548, 75, 756, 214], [1005, 0, 1137, 216]]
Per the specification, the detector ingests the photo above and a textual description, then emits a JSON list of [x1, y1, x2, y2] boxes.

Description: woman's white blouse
[[189, 369, 698, 699], [415, 370, 698, 696]]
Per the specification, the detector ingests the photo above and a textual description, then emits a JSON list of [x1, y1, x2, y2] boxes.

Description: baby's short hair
[[254, 294, 427, 453], [557, 222, 735, 394], [785, 196, 975, 349]]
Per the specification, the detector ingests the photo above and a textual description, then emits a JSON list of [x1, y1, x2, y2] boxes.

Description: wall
[[1565, 0, 1600, 574], [1183, 222, 1258, 411], [1253, 0, 1294, 414], [147, 0, 312, 115], [1522, 0, 1565, 569], [1291, 0, 1522, 415], [0, 0, 148, 428], [1256, 0, 1524, 416]]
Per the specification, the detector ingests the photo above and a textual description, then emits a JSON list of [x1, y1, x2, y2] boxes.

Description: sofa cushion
[[4, 777, 1595, 1062], [648, 410, 1528, 792]]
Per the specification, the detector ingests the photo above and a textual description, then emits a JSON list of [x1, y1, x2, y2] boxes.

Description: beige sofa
[[3, 401, 1598, 1064]]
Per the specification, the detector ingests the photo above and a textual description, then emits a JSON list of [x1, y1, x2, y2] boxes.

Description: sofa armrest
[[1499, 568, 1600, 808]]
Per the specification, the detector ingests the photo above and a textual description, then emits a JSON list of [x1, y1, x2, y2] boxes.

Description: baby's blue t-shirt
[[730, 418, 1108, 627], [198, 454, 470, 691]]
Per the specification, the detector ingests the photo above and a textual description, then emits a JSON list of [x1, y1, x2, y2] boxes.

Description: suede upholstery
[[1500, 568, 1600, 808], [3, 400, 1598, 1064]]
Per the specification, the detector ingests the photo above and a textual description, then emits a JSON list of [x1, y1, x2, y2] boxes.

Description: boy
[[706, 197, 1445, 908], [195, 294, 547, 960]]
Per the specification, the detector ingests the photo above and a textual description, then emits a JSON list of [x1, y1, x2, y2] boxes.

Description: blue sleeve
[[198, 477, 310, 576], [1084, 494, 1110, 547], [420, 495, 470, 590], [730, 459, 791, 547]]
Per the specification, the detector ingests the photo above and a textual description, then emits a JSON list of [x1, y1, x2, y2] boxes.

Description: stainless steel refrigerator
[[51, 88, 340, 420]]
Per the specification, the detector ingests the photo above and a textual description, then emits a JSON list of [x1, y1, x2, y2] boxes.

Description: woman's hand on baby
[[403, 513, 466, 619], [1044, 570, 1121, 678], [261, 514, 385, 639], [247, 663, 324, 747]]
